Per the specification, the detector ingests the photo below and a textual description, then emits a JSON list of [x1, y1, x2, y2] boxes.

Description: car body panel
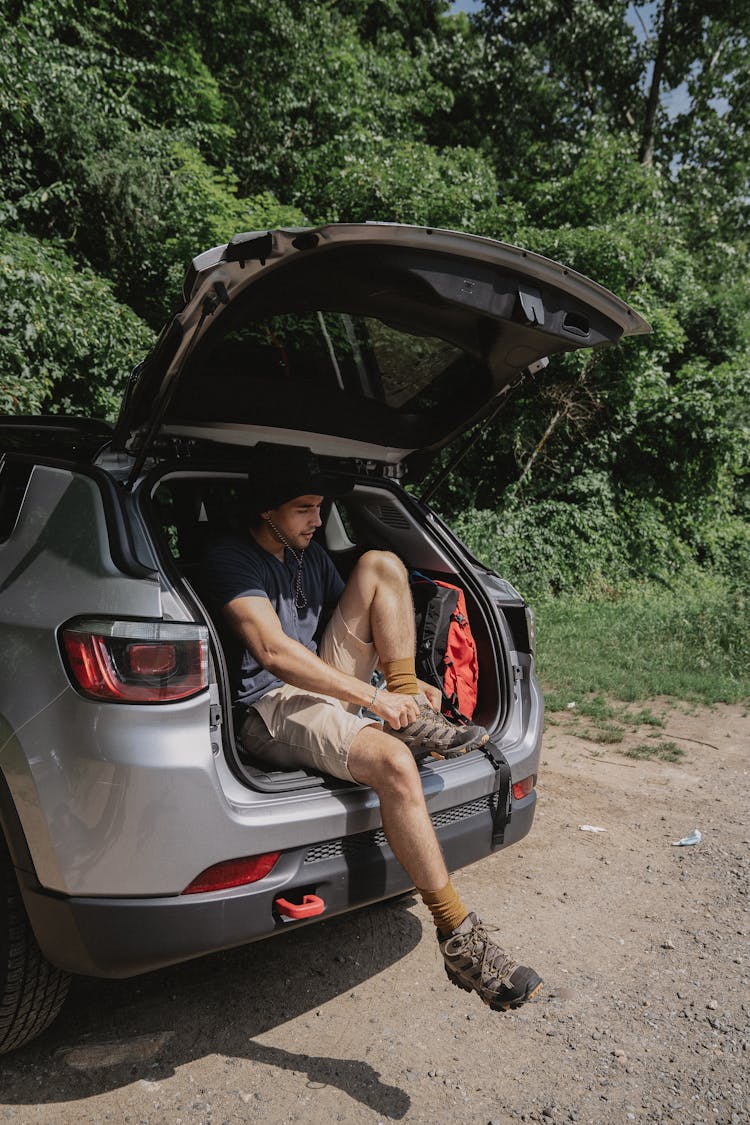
[[1, 643, 542, 898], [19, 793, 537, 978]]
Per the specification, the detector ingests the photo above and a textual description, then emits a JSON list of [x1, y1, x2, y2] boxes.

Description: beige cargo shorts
[[239, 605, 379, 782]]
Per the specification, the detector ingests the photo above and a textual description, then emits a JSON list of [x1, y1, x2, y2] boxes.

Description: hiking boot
[[388, 695, 488, 759], [439, 912, 543, 1011]]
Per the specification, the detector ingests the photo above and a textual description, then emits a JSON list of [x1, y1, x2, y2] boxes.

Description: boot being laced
[[388, 695, 488, 760]]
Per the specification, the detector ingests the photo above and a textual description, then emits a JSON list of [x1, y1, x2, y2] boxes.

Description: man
[[203, 452, 542, 1012]]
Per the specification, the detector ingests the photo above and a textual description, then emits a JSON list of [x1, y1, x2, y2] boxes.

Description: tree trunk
[[639, 0, 674, 166]]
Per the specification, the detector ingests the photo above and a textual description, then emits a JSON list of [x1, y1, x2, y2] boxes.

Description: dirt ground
[[1, 700, 748, 1125]]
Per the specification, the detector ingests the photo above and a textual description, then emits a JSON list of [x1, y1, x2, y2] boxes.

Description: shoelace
[[411, 704, 461, 747], [451, 922, 519, 986]]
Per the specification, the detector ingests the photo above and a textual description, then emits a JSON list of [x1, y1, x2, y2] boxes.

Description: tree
[[294, 138, 500, 227], [0, 0, 747, 594], [460, 1, 750, 231]]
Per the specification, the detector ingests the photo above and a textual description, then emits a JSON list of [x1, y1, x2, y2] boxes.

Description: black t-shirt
[[202, 534, 344, 707]]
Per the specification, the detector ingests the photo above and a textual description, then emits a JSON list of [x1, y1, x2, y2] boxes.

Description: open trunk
[[141, 461, 528, 794]]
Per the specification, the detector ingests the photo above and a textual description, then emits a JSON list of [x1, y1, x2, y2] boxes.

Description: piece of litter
[[671, 828, 702, 846], [579, 824, 607, 833], [566, 702, 577, 710]]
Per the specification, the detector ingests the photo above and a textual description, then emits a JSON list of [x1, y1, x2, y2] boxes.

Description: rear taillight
[[182, 853, 281, 894], [512, 775, 536, 801], [61, 619, 209, 703]]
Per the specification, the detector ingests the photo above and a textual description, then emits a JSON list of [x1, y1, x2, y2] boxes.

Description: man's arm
[[222, 595, 419, 729]]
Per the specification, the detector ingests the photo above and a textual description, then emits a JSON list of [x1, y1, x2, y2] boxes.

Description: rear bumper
[[20, 793, 536, 978]]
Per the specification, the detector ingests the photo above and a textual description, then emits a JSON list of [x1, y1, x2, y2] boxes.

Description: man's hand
[[371, 689, 420, 730], [417, 679, 442, 712]]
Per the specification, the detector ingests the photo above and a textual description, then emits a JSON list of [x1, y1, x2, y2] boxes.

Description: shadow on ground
[[0, 897, 420, 1119]]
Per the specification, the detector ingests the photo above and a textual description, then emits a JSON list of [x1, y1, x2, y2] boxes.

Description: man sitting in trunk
[[203, 449, 542, 1012]]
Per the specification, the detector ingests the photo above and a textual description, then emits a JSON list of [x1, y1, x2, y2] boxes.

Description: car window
[[152, 479, 252, 565], [212, 311, 468, 411]]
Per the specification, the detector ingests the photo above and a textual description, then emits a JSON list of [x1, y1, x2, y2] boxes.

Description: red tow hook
[[274, 893, 326, 922]]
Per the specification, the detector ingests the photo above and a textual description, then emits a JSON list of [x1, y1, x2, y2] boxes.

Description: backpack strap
[[481, 739, 513, 848]]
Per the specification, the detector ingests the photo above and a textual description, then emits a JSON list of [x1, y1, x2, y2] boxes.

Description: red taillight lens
[[61, 619, 209, 703], [182, 853, 281, 894], [127, 643, 177, 676], [512, 775, 536, 801]]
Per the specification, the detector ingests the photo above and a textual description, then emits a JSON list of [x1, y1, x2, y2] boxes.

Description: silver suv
[[0, 223, 648, 1052]]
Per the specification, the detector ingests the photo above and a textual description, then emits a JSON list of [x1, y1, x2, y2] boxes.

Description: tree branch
[[517, 354, 599, 488], [517, 407, 563, 487]]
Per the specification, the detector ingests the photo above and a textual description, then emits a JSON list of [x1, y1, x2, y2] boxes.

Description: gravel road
[[1, 701, 747, 1124]]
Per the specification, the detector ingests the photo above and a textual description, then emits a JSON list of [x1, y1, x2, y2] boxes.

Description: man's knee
[[354, 549, 408, 588], [349, 729, 422, 794]]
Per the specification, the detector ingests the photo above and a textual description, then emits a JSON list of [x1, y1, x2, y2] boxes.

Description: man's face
[[263, 494, 324, 551]]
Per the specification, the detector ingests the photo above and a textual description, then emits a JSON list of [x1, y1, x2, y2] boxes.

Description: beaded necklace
[[264, 516, 308, 610]]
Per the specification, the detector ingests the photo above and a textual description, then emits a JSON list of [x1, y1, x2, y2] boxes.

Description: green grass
[[579, 723, 626, 744], [535, 572, 750, 705], [621, 741, 686, 762]]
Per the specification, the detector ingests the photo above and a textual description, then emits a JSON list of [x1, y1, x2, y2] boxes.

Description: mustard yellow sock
[[382, 657, 419, 696], [417, 880, 469, 937]]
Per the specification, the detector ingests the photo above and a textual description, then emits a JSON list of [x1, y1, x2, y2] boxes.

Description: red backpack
[[410, 573, 479, 722]]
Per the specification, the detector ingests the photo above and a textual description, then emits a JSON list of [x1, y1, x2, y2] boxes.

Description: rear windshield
[[203, 311, 469, 411], [170, 243, 499, 447], [173, 306, 492, 448]]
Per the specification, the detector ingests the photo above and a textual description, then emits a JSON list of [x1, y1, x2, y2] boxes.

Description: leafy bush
[[0, 231, 153, 418], [445, 469, 749, 601], [296, 138, 499, 228], [75, 134, 306, 324], [450, 492, 632, 599]]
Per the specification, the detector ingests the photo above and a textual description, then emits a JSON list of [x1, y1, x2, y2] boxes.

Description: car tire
[[0, 833, 70, 1054]]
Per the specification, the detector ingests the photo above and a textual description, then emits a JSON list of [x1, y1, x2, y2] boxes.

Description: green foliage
[[0, 0, 747, 609], [621, 742, 685, 762], [0, 231, 153, 418], [519, 130, 666, 229], [298, 139, 499, 227], [181, 2, 454, 194], [74, 135, 306, 324], [448, 478, 652, 599], [452, 0, 643, 189], [241, 192, 309, 232], [447, 478, 750, 603], [430, 205, 749, 589]]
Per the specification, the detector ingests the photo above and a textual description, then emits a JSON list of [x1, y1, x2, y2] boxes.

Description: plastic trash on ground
[[671, 828, 702, 846]]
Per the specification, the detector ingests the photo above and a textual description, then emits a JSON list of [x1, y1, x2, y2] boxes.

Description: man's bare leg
[[347, 724, 449, 891], [348, 722, 543, 1010], [337, 550, 488, 758], [335, 550, 415, 659]]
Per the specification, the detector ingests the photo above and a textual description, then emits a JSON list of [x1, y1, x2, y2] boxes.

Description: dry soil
[[0, 700, 748, 1124]]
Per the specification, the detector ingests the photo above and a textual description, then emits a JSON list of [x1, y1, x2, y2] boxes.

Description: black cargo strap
[[481, 739, 513, 848]]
